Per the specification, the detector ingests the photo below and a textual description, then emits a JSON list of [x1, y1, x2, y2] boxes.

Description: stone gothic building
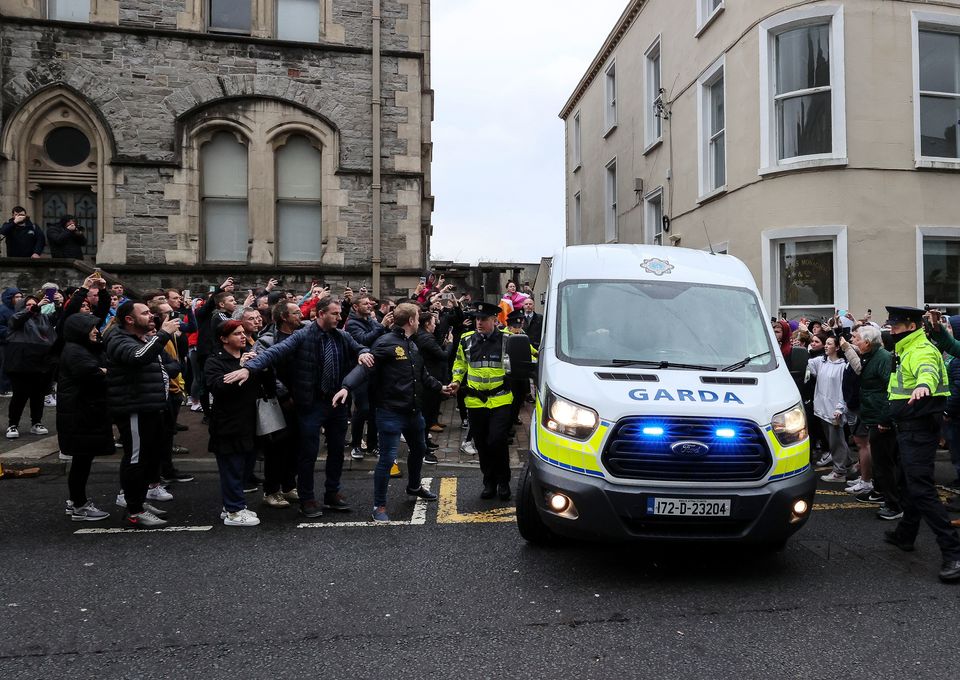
[[0, 0, 433, 295]]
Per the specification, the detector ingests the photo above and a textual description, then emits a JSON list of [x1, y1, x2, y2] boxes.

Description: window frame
[[274, 133, 324, 264], [912, 11, 960, 170], [573, 110, 582, 171], [47, 0, 90, 22], [604, 61, 618, 136], [643, 187, 664, 246], [604, 159, 618, 243], [916, 226, 960, 310], [697, 55, 727, 201], [758, 5, 847, 175], [645, 37, 663, 151], [695, 0, 725, 38], [572, 191, 582, 245], [275, 0, 322, 43], [208, 0, 253, 35], [761, 225, 848, 318], [199, 129, 251, 264]]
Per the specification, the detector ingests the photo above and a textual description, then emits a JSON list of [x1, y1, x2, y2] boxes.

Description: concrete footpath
[[0, 393, 532, 476]]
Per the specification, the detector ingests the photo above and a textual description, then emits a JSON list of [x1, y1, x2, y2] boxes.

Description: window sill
[[697, 185, 727, 204], [758, 157, 847, 177], [643, 138, 663, 155], [694, 5, 724, 38], [603, 124, 618, 139], [916, 158, 960, 171]]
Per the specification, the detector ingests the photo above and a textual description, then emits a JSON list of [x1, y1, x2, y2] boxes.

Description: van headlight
[[771, 403, 807, 447], [542, 389, 599, 440]]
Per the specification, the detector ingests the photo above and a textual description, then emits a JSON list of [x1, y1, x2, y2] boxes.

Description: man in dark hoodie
[[0, 287, 23, 396], [0, 207, 45, 258], [46, 214, 87, 259]]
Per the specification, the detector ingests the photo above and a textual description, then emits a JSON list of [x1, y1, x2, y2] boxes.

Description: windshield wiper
[[721, 350, 772, 372], [608, 359, 718, 371]]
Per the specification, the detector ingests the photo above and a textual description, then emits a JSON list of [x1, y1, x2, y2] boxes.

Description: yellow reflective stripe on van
[[532, 397, 606, 475], [764, 429, 810, 480]]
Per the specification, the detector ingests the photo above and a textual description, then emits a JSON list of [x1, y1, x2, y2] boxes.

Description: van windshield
[[557, 280, 777, 372]]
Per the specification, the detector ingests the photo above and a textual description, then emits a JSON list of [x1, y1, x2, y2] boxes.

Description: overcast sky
[[429, 0, 629, 265]]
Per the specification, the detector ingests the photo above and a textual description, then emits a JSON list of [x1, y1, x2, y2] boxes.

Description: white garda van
[[517, 244, 815, 549]]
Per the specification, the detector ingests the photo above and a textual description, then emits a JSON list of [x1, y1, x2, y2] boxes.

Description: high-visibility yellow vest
[[453, 330, 513, 409], [888, 329, 950, 400]]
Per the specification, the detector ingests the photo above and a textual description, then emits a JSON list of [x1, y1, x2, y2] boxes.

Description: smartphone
[[419, 276, 427, 285], [183, 289, 191, 299], [209, 285, 216, 293], [837, 309, 847, 317], [44, 288, 56, 302], [93, 269, 101, 279]]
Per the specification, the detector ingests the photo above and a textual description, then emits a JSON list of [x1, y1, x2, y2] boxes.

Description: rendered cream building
[[561, 0, 960, 320]]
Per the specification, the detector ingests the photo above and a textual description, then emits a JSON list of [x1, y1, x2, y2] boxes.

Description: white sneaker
[[30, 423, 49, 435], [146, 485, 173, 502], [6, 425, 19, 439], [58, 451, 72, 461], [843, 477, 862, 491], [815, 453, 833, 467], [65, 499, 75, 515], [460, 440, 478, 455], [71, 501, 109, 522], [224, 509, 260, 526], [820, 471, 847, 482], [115, 492, 167, 516], [116, 492, 126, 507], [128, 510, 167, 528], [190, 402, 203, 412], [847, 480, 873, 494], [44, 394, 57, 407]]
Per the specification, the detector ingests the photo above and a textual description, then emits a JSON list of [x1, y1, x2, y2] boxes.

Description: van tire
[[517, 463, 557, 546]]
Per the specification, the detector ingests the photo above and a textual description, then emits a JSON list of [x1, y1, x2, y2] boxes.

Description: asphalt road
[[2, 462, 960, 680]]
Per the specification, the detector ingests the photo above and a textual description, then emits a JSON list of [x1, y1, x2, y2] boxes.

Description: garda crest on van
[[639, 258, 674, 276]]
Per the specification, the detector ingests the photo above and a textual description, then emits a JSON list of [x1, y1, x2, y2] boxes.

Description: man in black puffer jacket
[[344, 294, 391, 460], [105, 300, 182, 528]]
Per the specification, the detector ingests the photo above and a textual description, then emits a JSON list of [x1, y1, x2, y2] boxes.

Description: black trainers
[[299, 500, 323, 518], [497, 482, 512, 501], [323, 492, 351, 512], [939, 560, 960, 583], [161, 469, 194, 484], [423, 452, 439, 465], [406, 485, 438, 501], [855, 489, 884, 504], [480, 482, 496, 499], [876, 504, 904, 521], [426, 439, 440, 450], [883, 529, 915, 551]]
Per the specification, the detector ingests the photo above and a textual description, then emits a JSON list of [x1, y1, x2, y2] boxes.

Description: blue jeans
[[374, 408, 426, 508], [296, 400, 349, 502], [216, 450, 254, 513], [946, 417, 960, 479]]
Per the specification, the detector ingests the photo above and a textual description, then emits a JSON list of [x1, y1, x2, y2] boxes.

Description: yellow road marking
[[436, 477, 516, 524]]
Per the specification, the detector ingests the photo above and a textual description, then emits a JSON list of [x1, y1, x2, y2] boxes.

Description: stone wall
[[0, 0, 431, 286]]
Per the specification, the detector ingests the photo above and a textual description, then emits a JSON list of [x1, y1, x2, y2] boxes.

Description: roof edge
[[558, 0, 646, 120]]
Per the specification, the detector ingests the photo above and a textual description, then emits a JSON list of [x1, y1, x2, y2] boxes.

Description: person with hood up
[[4, 295, 56, 439], [46, 214, 87, 259], [58, 314, 112, 521], [0, 206, 44, 258], [0, 287, 23, 396]]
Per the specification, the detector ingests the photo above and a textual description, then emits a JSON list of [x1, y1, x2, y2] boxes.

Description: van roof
[[554, 244, 754, 289]]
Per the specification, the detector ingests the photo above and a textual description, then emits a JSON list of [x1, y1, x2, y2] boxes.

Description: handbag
[[256, 396, 286, 436]]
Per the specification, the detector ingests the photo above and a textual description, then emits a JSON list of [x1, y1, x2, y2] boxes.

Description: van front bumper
[[527, 455, 816, 544]]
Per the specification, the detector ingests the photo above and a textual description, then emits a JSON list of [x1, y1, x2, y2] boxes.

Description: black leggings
[[68, 456, 94, 506], [7, 372, 50, 428]]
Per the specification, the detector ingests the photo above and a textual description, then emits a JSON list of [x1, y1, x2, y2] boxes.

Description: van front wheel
[[517, 463, 557, 546]]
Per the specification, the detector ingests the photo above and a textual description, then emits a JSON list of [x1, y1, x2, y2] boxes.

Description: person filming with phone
[[0, 206, 45, 258]]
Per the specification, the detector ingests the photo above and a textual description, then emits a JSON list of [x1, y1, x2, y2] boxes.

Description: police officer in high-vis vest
[[882, 306, 960, 583], [450, 302, 513, 501]]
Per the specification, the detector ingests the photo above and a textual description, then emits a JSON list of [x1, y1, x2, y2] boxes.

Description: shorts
[[849, 412, 868, 438]]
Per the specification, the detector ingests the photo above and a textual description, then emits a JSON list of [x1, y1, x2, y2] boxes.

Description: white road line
[[74, 525, 214, 534], [299, 477, 434, 529]]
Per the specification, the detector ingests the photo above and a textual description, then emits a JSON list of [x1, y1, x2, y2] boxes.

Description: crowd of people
[[777, 307, 960, 581], [0, 269, 543, 527]]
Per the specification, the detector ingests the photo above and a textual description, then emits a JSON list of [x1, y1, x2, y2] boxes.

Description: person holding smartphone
[[0, 206, 45, 258]]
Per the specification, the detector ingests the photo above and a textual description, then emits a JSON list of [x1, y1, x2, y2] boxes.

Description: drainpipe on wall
[[371, 0, 383, 297]]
